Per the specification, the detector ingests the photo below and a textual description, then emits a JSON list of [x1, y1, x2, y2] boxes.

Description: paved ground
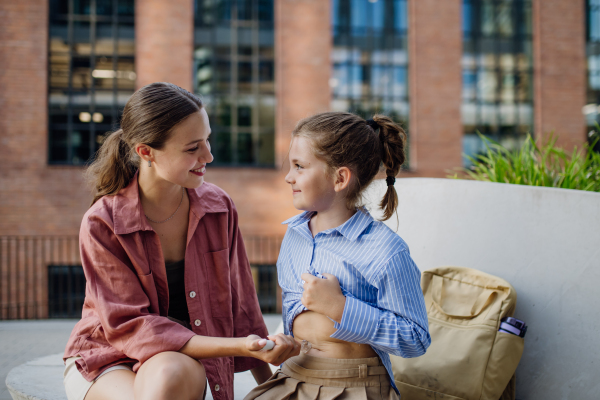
[[1, 315, 282, 400], [0, 320, 78, 400]]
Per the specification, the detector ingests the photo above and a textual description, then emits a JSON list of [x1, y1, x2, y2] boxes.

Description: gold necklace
[[145, 187, 184, 223]]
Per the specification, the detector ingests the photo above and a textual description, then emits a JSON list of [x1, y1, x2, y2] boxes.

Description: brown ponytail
[[85, 82, 203, 205], [372, 114, 406, 220], [292, 112, 407, 221]]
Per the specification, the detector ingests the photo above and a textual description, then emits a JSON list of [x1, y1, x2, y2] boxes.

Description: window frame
[[48, 0, 135, 166], [193, 0, 276, 168]]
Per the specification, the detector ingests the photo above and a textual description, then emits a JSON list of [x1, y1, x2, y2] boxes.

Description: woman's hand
[[245, 333, 301, 366], [300, 273, 346, 323]]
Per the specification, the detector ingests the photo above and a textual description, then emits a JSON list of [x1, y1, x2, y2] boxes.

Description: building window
[[194, 0, 275, 167], [48, 0, 135, 165], [250, 264, 278, 313], [462, 0, 533, 165], [331, 0, 409, 163], [48, 264, 86, 318], [586, 0, 600, 129]]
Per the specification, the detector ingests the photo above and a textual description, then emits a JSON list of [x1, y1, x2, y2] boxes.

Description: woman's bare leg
[[134, 352, 206, 400], [85, 369, 136, 400], [85, 352, 206, 400]]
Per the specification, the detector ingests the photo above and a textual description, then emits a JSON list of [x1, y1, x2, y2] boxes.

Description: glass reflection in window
[[586, 0, 600, 134], [48, 0, 135, 165], [462, 0, 533, 166], [332, 0, 409, 165], [194, 0, 275, 166]]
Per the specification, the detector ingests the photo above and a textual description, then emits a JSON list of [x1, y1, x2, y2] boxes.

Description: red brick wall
[[0, 0, 298, 243], [0, 1, 92, 237], [135, 0, 194, 91], [275, 0, 332, 166], [0, 1, 88, 318], [533, 0, 587, 150], [408, 0, 463, 177], [0, 0, 305, 239], [0, 2, 590, 238], [0, 0, 591, 319]]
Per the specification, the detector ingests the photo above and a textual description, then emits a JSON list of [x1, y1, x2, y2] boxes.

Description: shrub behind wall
[[450, 133, 600, 192]]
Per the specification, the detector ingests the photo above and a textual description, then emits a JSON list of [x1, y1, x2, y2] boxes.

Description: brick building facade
[[0, 0, 588, 318]]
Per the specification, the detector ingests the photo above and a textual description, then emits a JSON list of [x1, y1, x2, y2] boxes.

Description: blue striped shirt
[[277, 208, 431, 392]]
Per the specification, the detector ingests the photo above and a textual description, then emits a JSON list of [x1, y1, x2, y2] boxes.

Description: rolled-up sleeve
[[225, 202, 269, 372], [79, 217, 195, 373], [330, 250, 431, 358]]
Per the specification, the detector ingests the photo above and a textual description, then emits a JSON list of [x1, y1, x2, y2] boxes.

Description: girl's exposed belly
[[292, 310, 378, 359]]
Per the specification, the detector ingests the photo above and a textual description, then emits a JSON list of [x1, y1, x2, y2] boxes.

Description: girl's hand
[[245, 333, 301, 366], [300, 272, 346, 323]]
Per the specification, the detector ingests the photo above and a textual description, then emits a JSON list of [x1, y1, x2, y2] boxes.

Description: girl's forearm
[[179, 335, 248, 359]]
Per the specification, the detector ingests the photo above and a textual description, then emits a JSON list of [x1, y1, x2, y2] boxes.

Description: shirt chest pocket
[[203, 249, 233, 318]]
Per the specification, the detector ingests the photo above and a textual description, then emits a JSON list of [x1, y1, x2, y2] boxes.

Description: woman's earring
[[148, 160, 152, 167]]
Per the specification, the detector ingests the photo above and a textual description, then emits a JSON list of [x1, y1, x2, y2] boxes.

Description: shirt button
[[194, 319, 201, 327], [189, 291, 196, 298], [214, 384, 220, 392]]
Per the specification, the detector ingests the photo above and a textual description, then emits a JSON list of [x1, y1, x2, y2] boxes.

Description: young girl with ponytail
[[245, 112, 431, 400], [62, 82, 299, 400]]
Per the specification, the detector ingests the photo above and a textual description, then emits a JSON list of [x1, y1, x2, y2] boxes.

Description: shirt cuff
[[330, 296, 379, 343]]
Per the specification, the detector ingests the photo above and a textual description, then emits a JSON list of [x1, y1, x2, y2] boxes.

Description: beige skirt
[[244, 354, 399, 400]]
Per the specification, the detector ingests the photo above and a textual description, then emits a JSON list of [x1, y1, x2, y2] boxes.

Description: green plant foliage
[[449, 132, 600, 192]]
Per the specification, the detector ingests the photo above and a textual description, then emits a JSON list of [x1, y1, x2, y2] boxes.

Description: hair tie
[[386, 176, 395, 186], [366, 119, 380, 131]]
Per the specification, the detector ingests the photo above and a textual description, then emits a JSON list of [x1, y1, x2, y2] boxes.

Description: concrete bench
[[6, 353, 66, 400], [365, 178, 600, 399]]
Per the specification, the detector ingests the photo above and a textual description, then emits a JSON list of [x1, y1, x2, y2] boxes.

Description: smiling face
[[150, 108, 214, 189], [285, 135, 338, 212]]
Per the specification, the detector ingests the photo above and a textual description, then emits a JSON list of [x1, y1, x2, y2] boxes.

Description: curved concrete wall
[[365, 178, 600, 400]]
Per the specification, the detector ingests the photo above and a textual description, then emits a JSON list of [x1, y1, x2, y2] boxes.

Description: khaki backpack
[[391, 266, 524, 400]]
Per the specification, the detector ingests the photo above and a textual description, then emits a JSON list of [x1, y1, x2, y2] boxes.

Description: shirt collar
[[187, 181, 229, 219], [335, 208, 374, 241], [282, 208, 374, 242], [113, 172, 228, 235], [112, 172, 151, 235], [282, 211, 314, 228]]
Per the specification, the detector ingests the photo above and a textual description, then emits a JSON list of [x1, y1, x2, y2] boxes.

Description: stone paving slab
[[2, 316, 282, 400], [0, 320, 77, 400]]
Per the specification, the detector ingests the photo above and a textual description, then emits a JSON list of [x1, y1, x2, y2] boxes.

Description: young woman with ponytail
[[244, 112, 431, 400], [62, 82, 300, 400]]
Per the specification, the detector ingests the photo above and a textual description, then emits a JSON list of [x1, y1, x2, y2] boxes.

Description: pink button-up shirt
[[63, 175, 268, 400]]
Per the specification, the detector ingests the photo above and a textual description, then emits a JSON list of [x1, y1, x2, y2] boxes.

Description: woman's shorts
[[64, 356, 208, 400], [243, 353, 400, 400], [63, 356, 134, 400]]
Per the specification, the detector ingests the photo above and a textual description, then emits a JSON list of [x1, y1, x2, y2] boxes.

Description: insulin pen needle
[[301, 339, 312, 354], [260, 339, 275, 351]]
